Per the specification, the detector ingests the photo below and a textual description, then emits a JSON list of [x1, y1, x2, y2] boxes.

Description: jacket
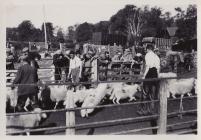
[[13, 63, 39, 96]]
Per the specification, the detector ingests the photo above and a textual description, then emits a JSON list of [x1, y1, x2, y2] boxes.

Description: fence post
[[66, 90, 75, 135], [158, 79, 168, 134], [97, 59, 99, 82]]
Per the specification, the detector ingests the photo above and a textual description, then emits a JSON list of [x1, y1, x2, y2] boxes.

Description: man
[[142, 44, 160, 112], [111, 52, 122, 77], [140, 44, 160, 134], [68, 51, 82, 85], [53, 50, 66, 82], [21, 47, 41, 70], [132, 53, 143, 75], [120, 48, 133, 62], [12, 55, 39, 112], [112, 52, 122, 62], [6, 48, 15, 70], [28, 50, 41, 70], [98, 51, 111, 81], [10, 45, 18, 62], [81, 51, 94, 88]]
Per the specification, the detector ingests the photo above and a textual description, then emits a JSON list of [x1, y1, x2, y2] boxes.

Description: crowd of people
[[7, 43, 161, 114]]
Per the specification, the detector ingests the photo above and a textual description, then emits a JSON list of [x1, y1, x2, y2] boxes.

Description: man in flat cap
[[12, 55, 39, 112]]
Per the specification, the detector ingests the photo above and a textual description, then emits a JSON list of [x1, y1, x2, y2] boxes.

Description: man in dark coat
[[53, 50, 66, 81], [98, 51, 111, 81], [12, 55, 39, 112], [6, 48, 15, 70]]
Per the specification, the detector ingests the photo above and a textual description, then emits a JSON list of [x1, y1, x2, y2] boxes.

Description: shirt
[[69, 56, 82, 69], [145, 51, 160, 70]]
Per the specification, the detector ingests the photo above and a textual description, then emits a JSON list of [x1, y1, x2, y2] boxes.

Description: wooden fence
[[6, 59, 197, 135], [6, 75, 197, 135]]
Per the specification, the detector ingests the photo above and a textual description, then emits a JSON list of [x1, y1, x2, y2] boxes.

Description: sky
[[5, 0, 197, 31]]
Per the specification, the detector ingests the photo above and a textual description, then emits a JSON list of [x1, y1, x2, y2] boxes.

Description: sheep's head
[[136, 84, 142, 92], [33, 108, 47, 122]]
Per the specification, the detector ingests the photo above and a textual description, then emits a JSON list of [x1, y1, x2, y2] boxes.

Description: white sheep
[[38, 85, 68, 109], [6, 87, 18, 112], [63, 87, 92, 107], [164, 77, 195, 118], [109, 83, 141, 104], [80, 83, 109, 117], [6, 108, 47, 135]]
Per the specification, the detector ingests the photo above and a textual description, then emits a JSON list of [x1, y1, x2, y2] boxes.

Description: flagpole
[[43, 4, 48, 50]]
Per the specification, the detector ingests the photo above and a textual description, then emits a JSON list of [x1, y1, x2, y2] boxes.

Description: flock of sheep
[[6, 71, 197, 135]]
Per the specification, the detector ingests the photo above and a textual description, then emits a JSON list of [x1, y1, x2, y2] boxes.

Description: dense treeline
[[6, 4, 196, 47]]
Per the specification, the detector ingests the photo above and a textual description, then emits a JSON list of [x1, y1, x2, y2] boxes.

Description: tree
[[31, 28, 43, 42], [141, 7, 164, 38], [94, 21, 110, 34], [75, 22, 94, 43], [41, 22, 54, 42], [66, 26, 76, 42], [56, 28, 65, 43], [17, 20, 35, 41], [174, 5, 197, 39], [109, 5, 132, 36], [126, 7, 144, 45], [6, 27, 19, 41]]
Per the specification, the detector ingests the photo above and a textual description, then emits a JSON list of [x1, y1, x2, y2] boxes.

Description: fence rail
[[6, 108, 197, 135], [6, 70, 197, 135]]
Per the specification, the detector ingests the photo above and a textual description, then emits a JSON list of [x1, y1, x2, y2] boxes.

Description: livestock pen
[[6, 76, 197, 135], [6, 58, 197, 135]]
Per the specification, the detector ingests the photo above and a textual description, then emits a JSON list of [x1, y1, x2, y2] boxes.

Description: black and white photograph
[[3, 0, 197, 136]]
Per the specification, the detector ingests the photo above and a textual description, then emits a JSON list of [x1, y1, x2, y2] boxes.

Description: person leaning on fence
[[68, 51, 82, 89], [63, 51, 70, 81], [81, 51, 94, 89], [6, 48, 15, 70], [140, 44, 160, 114], [138, 44, 160, 134], [11, 55, 39, 112], [132, 53, 143, 75], [112, 51, 122, 62], [98, 51, 111, 81], [53, 50, 66, 82]]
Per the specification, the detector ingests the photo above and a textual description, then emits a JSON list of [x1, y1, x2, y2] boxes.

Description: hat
[[69, 51, 75, 55], [88, 50, 93, 54], [65, 50, 70, 55], [154, 48, 159, 51], [117, 52, 122, 55], [22, 47, 29, 53], [55, 49, 62, 54], [136, 53, 142, 57], [146, 44, 154, 50]]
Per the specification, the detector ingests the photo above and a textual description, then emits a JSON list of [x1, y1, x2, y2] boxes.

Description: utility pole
[[43, 4, 48, 50]]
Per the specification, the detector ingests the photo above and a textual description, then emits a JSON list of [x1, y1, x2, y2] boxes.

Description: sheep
[[163, 77, 195, 118], [38, 83, 68, 109], [109, 83, 141, 104], [6, 87, 18, 107], [80, 83, 109, 117], [63, 86, 91, 107], [6, 108, 47, 135]]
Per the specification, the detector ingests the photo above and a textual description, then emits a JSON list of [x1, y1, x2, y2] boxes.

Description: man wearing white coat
[[68, 51, 82, 90], [140, 44, 160, 134]]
